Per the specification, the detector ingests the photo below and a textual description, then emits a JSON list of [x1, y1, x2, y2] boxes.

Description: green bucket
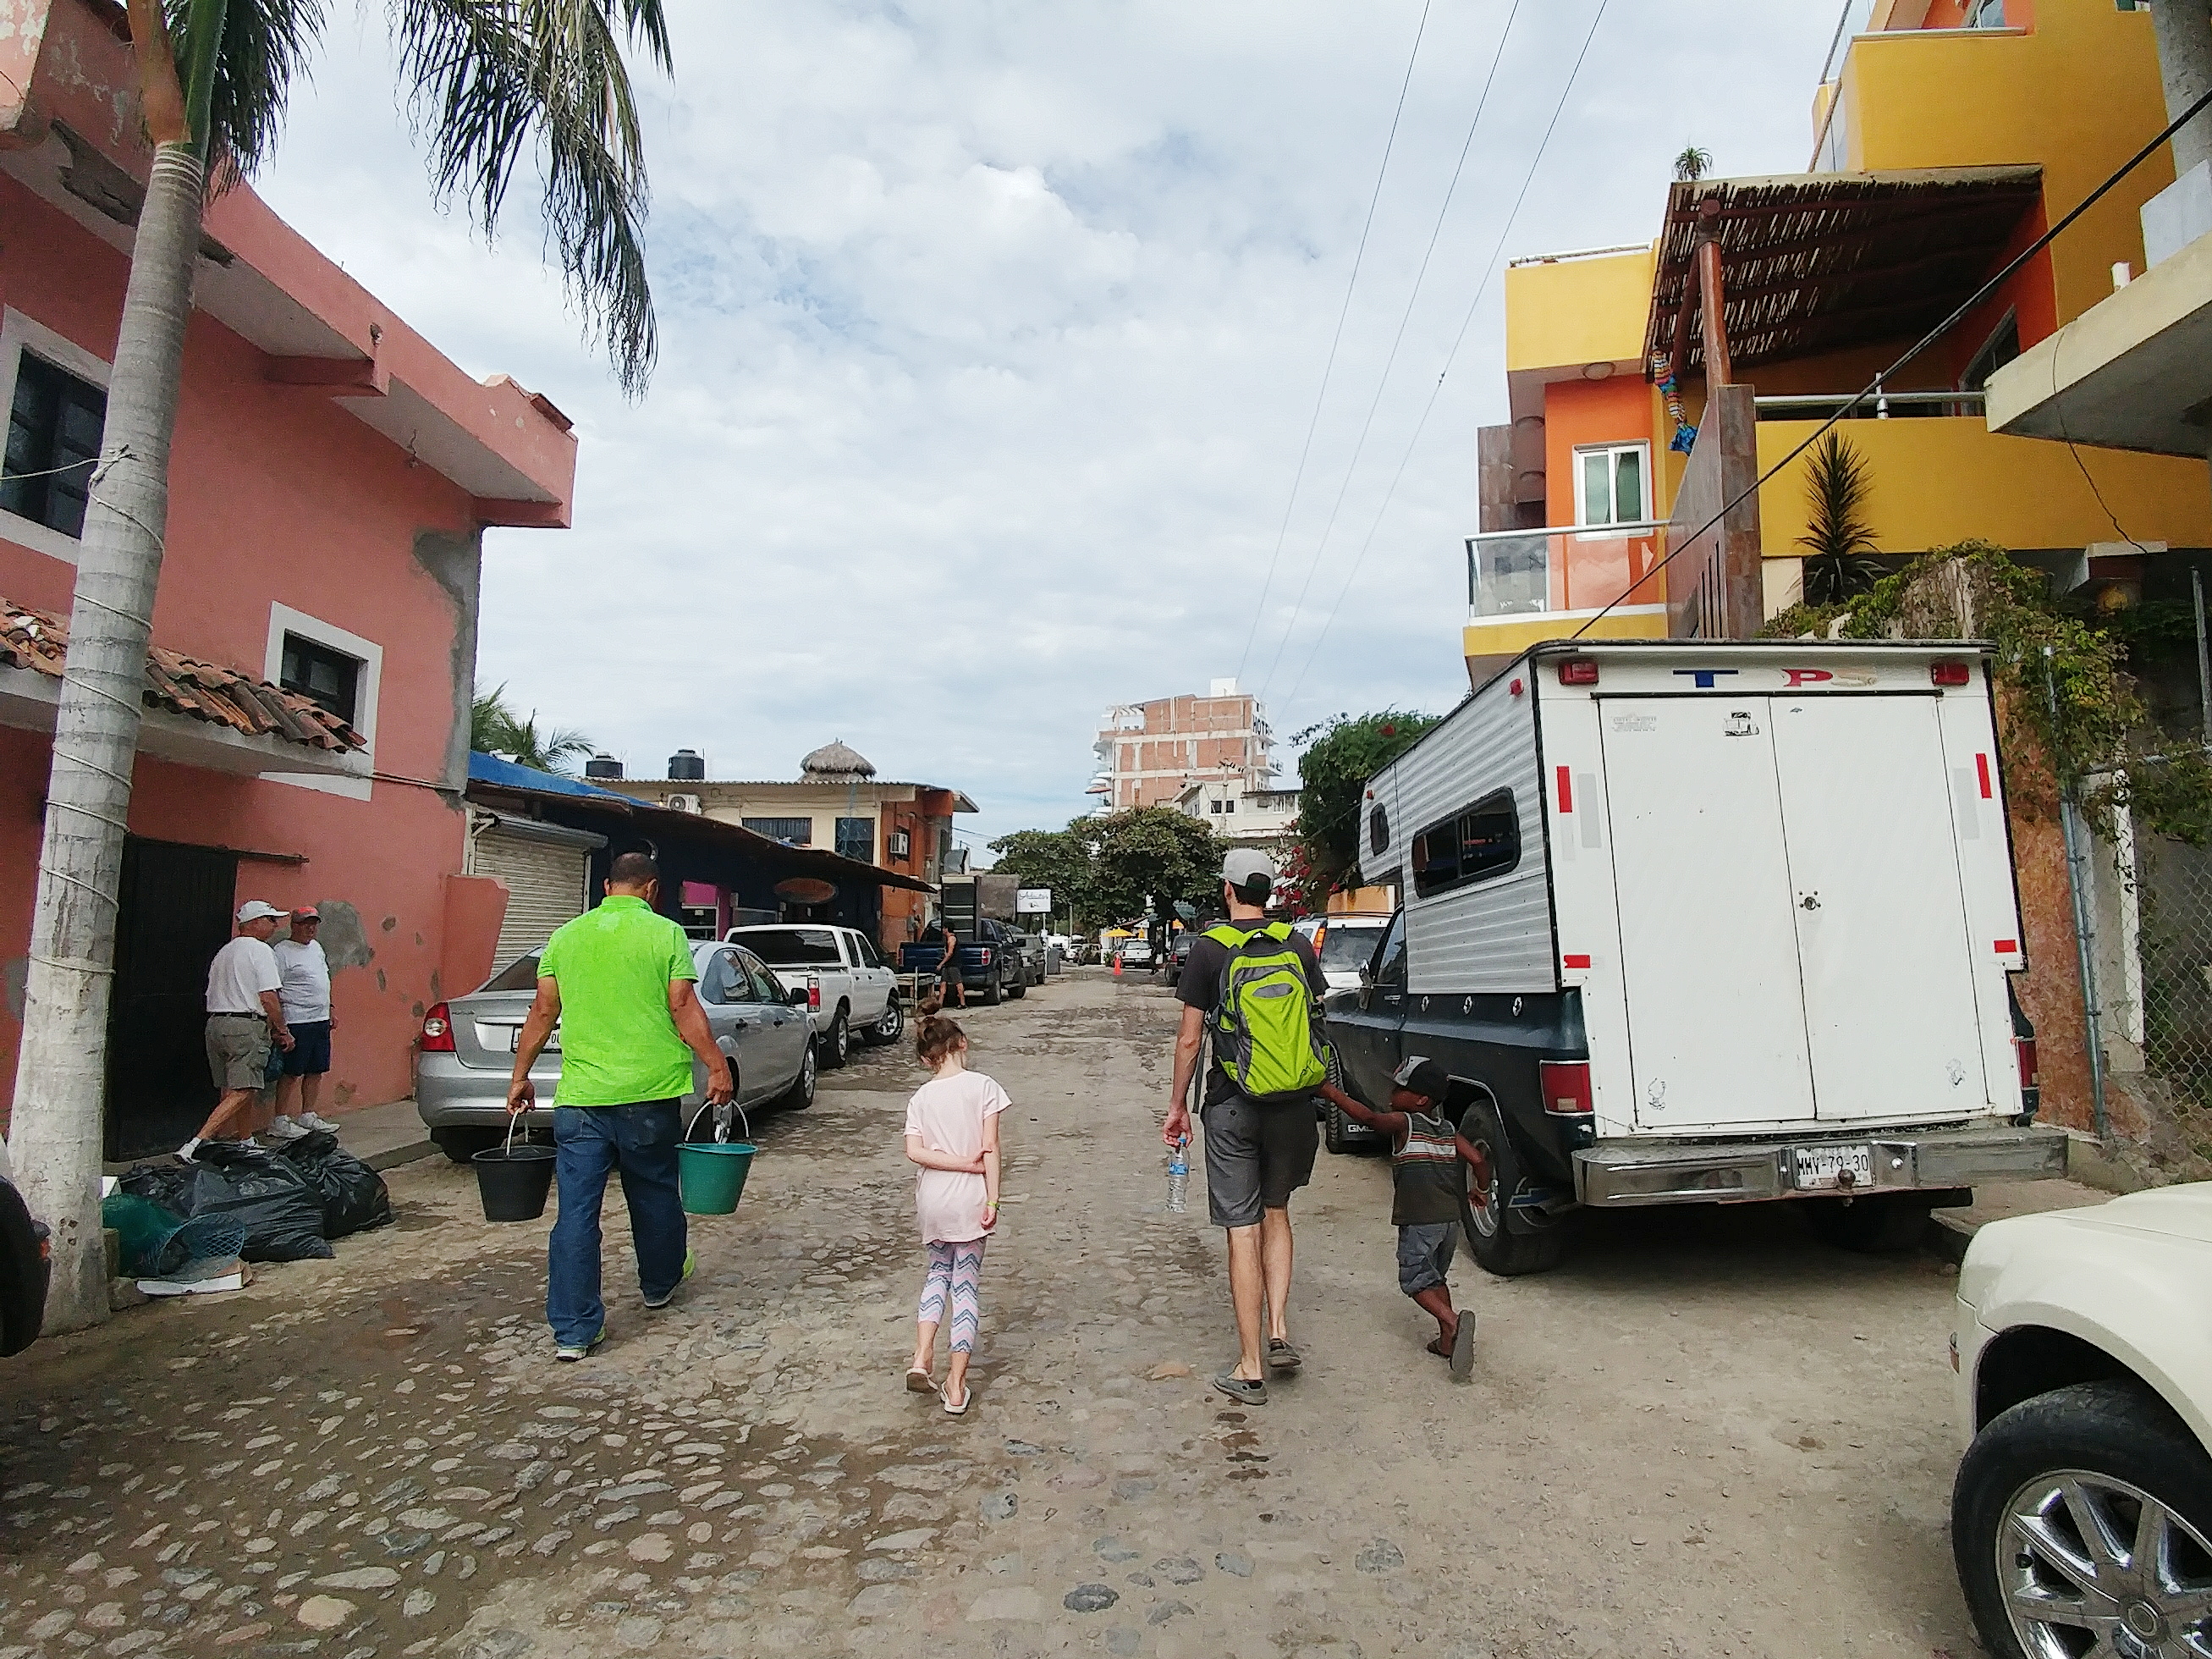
[[678, 1141, 756, 1215]]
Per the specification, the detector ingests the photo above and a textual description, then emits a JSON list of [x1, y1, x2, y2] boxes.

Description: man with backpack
[[1164, 849, 1331, 1405]]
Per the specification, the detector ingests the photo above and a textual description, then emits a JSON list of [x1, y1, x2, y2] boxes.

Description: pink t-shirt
[[905, 1068, 1010, 1244]]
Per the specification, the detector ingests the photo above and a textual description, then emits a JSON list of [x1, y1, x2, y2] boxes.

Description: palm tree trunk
[[8, 3, 207, 1333]]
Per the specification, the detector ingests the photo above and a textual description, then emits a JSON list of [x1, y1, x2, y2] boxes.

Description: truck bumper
[[1571, 1124, 2069, 1208]]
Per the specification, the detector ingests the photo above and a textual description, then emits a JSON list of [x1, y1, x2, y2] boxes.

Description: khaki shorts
[[206, 1016, 271, 1092]]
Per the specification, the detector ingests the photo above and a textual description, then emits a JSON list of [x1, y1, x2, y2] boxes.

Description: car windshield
[[732, 929, 842, 965], [480, 951, 542, 994], [1318, 926, 1386, 970]]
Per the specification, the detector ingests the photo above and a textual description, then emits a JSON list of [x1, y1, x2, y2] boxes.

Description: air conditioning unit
[[665, 794, 702, 814]]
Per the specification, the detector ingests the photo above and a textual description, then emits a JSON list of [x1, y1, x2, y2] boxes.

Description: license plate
[[1792, 1142, 1874, 1191], [506, 1028, 559, 1054]]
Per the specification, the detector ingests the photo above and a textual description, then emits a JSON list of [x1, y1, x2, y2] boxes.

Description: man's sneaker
[[174, 1138, 201, 1163], [643, 1251, 696, 1310], [554, 1328, 606, 1362], [264, 1117, 308, 1141], [1211, 1370, 1268, 1406], [298, 1112, 339, 1133]]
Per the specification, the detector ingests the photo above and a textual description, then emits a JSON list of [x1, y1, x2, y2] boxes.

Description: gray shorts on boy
[[1396, 1221, 1456, 1295]]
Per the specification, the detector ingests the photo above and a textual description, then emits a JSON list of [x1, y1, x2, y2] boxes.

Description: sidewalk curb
[[1924, 1212, 1973, 1265], [364, 1140, 437, 1171]]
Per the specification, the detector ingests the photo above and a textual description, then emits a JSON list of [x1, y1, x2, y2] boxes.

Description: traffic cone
[[1112, 955, 1122, 977]]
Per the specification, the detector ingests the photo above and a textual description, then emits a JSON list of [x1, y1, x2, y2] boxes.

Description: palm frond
[[166, 0, 331, 183], [390, 0, 665, 393], [1796, 430, 1880, 562], [470, 681, 516, 752]]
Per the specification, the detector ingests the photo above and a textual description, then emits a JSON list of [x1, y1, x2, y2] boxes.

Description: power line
[[1276, 0, 1613, 714], [1252, 0, 1528, 703], [1571, 75, 2212, 641], [1233, 0, 1437, 684]]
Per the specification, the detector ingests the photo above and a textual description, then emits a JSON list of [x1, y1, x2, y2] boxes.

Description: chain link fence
[[2105, 818, 2212, 1177]]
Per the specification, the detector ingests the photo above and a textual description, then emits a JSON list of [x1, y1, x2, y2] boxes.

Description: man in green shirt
[[508, 852, 734, 1359]]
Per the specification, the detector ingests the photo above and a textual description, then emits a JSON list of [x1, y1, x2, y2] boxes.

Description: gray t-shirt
[[1175, 924, 1327, 1108]]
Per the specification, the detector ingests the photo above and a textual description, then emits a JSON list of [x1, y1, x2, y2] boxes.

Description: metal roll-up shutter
[[480, 830, 591, 969]]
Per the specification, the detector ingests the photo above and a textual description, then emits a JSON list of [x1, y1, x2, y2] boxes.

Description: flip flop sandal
[[1450, 1311, 1477, 1380], [1266, 1338, 1301, 1373], [942, 1384, 971, 1415], [1425, 1337, 1452, 1359], [905, 1369, 937, 1394]]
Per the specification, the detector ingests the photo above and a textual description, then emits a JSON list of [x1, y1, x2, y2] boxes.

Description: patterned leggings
[[916, 1237, 987, 1354]]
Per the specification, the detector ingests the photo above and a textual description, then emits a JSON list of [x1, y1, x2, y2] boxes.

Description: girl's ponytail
[[916, 995, 966, 1066]]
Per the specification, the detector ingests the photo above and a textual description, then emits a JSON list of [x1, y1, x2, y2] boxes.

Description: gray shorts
[[1396, 1221, 1457, 1296], [206, 1016, 271, 1093], [1201, 1091, 1319, 1230]]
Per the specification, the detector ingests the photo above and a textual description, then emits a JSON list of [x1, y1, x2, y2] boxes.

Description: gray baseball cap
[[1221, 849, 1276, 889]]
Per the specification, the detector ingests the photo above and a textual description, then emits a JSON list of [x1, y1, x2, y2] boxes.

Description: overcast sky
[[258, 1, 1863, 855]]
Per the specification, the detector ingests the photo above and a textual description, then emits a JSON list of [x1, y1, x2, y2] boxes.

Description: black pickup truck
[[898, 918, 1027, 1005]]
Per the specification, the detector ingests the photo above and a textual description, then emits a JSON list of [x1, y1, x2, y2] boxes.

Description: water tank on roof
[[583, 753, 624, 780], [668, 748, 706, 782]]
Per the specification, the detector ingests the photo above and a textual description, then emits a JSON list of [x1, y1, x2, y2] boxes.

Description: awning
[[1645, 167, 2044, 376]]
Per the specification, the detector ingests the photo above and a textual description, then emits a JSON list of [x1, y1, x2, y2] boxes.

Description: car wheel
[[1953, 1379, 2212, 1659], [1456, 1095, 1569, 1277], [983, 972, 1004, 1006], [1009, 969, 1028, 999], [821, 1009, 850, 1069], [1323, 1104, 1350, 1155], [872, 997, 905, 1046], [432, 1127, 502, 1165], [1808, 1193, 1934, 1253], [775, 1041, 817, 1111]]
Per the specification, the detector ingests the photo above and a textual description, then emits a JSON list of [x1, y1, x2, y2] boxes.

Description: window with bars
[[279, 632, 361, 725], [743, 817, 813, 844], [835, 817, 874, 863], [3, 351, 106, 537]]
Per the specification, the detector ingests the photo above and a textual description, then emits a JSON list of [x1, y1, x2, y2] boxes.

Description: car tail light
[[807, 974, 822, 1011], [1932, 660, 1972, 687], [421, 1003, 454, 1052], [1557, 659, 1599, 687], [2015, 1035, 2039, 1091], [1540, 1060, 1593, 1116]]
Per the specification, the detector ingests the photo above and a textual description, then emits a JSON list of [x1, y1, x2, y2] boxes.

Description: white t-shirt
[[904, 1069, 1010, 1244], [206, 936, 282, 1016], [272, 938, 332, 1022]]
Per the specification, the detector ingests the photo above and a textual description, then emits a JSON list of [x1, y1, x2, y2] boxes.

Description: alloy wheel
[[877, 1000, 904, 1043], [797, 1043, 816, 1106], [1464, 1138, 1501, 1239], [1998, 1467, 2212, 1658]]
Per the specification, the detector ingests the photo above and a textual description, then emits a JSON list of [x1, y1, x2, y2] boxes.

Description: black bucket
[[473, 1141, 555, 1222]]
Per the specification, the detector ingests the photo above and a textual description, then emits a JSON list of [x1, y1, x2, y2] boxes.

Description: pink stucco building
[[0, 0, 574, 1154]]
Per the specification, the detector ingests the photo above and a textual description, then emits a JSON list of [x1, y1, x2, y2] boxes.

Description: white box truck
[[1323, 639, 2067, 1275]]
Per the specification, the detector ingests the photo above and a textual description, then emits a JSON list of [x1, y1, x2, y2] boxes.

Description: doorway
[[105, 838, 239, 1160]]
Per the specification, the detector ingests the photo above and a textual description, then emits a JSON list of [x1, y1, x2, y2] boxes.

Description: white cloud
[[257, 0, 1857, 851]]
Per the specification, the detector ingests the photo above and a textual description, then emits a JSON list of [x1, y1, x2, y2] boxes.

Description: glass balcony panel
[[1466, 523, 1667, 620]]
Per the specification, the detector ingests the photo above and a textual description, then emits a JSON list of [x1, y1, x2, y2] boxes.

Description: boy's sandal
[[1266, 1337, 1301, 1373], [1425, 1337, 1452, 1359], [942, 1383, 971, 1415], [905, 1369, 938, 1394], [1450, 1309, 1477, 1381]]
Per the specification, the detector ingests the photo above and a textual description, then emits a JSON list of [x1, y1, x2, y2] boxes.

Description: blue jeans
[[547, 1101, 688, 1346]]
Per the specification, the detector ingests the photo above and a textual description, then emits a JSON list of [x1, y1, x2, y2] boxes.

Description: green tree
[[472, 684, 592, 773], [16, 0, 670, 1332], [986, 826, 1097, 926], [1673, 144, 1714, 183], [1293, 709, 1441, 895], [1084, 808, 1224, 925]]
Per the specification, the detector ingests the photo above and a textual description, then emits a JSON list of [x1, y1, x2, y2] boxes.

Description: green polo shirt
[[537, 896, 698, 1106]]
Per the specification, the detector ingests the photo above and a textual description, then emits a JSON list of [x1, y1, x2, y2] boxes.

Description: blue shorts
[[282, 1020, 333, 1077], [1396, 1222, 1457, 1296]]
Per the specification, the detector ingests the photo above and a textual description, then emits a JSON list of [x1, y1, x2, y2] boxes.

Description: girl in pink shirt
[[903, 1000, 1007, 1415]]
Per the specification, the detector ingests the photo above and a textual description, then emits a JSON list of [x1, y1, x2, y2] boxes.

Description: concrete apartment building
[[593, 741, 976, 951], [1091, 678, 1276, 810], [1170, 779, 1301, 848]]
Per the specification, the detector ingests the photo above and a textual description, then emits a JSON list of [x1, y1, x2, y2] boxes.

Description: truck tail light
[[978, 949, 993, 964], [1931, 660, 1972, 687], [1557, 659, 1599, 687], [807, 974, 822, 1012], [1540, 1060, 1593, 1116], [2015, 1035, 2039, 1091], [421, 1003, 455, 1052]]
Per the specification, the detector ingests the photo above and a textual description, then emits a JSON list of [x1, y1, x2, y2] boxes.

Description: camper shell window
[[1410, 790, 1520, 897]]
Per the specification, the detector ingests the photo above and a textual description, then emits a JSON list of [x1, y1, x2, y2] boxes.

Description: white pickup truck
[[724, 924, 901, 1067]]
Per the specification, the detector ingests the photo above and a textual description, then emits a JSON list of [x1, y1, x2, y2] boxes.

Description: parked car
[[1949, 1184, 2212, 1659], [0, 1140, 48, 1359], [415, 940, 816, 1162], [725, 923, 900, 1065], [1295, 912, 1394, 994], [1006, 931, 1048, 988], [898, 918, 1026, 1005], [1164, 932, 1197, 987], [1324, 639, 2066, 1276], [1114, 936, 1156, 971]]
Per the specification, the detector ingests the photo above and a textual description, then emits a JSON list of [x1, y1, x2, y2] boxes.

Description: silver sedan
[[413, 940, 817, 1162]]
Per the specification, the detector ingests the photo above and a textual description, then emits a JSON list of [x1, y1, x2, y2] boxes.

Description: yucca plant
[[1797, 431, 1885, 607], [14, 0, 671, 1333], [1673, 145, 1713, 183]]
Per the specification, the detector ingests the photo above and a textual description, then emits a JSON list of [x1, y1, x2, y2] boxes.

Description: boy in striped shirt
[[1320, 1055, 1490, 1379]]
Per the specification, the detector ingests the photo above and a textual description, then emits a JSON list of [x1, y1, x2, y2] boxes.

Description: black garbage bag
[[119, 1144, 333, 1263], [272, 1131, 392, 1240]]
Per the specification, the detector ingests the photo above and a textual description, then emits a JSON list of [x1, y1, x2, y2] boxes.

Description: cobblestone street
[[0, 972, 1979, 1658]]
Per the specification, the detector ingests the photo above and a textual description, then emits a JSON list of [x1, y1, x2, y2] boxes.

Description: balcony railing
[[1466, 521, 1669, 620], [1753, 389, 1985, 421]]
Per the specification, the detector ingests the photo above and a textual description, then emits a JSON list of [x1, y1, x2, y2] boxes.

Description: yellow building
[[1469, 0, 2212, 681]]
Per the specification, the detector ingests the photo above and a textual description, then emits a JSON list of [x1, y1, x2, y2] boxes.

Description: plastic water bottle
[[1165, 1138, 1189, 1214]]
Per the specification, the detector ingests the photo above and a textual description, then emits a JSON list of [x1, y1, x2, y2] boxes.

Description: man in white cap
[[269, 906, 339, 1138], [1164, 848, 1329, 1405], [181, 900, 295, 1161]]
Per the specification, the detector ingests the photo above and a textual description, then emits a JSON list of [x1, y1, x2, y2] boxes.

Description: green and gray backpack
[[1204, 922, 1330, 1104]]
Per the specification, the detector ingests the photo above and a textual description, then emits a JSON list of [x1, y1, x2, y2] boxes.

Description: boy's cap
[[1222, 849, 1276, 888], [235, 900, 287, 923], [1392, 1055, 1451, 1100]]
